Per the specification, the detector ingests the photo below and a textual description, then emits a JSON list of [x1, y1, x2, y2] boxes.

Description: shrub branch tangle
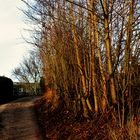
[[22, 0, 140, 126]]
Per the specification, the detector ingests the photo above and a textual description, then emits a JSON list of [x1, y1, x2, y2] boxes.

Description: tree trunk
[[103, 0, 116, 104]]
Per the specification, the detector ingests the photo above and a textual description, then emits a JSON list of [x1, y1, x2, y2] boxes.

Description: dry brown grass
[[107, 119, 137, 140], [35, 98, 139, 140]]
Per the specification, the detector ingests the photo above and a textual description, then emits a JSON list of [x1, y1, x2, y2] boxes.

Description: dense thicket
[[22, 0, 140, 126], [0, 76, 13, 103]]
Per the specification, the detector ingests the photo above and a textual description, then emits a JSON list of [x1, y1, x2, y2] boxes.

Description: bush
[[0, 76, 13, 103]]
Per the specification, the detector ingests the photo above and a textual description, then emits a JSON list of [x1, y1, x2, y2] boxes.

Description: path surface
[[0, 96, 43, 140]]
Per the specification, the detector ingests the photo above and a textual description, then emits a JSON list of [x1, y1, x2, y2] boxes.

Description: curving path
[[0, 97, 43, 140]]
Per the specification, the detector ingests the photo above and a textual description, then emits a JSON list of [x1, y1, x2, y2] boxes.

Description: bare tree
[[12, 50, 43, 94]]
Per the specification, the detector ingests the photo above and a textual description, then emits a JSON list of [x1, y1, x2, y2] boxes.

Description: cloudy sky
[[0, 0, 31, 80]]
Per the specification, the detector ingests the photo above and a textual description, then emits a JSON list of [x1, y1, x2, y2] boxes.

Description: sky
[[0, 0, 31, 81]]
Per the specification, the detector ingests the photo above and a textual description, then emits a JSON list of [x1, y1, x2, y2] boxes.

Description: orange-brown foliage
[[43, 88, 60, 111]]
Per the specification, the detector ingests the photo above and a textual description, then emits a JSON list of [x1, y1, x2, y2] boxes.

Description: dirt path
[[0, 97, 43, 140]]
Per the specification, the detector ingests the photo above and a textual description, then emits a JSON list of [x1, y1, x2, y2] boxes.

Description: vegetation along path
[[0, 96, 43, 140]]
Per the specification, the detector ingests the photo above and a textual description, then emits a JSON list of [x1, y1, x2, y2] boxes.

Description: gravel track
[[0, 97, 43, 140]]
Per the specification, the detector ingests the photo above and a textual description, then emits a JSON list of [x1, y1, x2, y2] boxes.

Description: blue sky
[[0, 0, 30, 80]]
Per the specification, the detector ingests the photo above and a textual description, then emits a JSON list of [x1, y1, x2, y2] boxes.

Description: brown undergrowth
[[35, 98, 138, 140]]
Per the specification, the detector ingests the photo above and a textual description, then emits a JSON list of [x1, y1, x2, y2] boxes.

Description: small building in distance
[[13, 82, 41, 97]]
